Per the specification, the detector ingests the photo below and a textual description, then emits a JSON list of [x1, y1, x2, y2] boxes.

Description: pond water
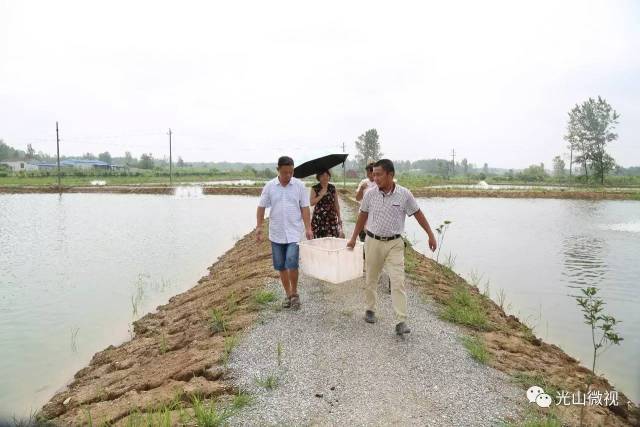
[[405, 198, 640, 402], [0, 194, 258, 419]]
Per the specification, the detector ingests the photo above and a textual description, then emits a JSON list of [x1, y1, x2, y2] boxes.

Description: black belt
[[366, 230, 401, 241]]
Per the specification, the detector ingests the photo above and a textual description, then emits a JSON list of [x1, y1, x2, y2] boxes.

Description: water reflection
[[562, 235, 609, 288]]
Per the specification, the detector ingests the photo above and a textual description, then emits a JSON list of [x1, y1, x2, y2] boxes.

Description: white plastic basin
[[298, 237, 364, 284]]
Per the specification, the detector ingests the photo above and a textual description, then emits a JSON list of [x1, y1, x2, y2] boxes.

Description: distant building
[[33, 162, 58, 170], [0, 161, 39, 172], [0, 159, 126, 172], [60, 159, 125, 171]]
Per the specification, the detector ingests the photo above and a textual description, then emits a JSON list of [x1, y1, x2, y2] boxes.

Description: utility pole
[[168, 128, 173, 185], [451, 148, 456, 176], [56, 122, 61, 190], [342, 141, 346, 189]]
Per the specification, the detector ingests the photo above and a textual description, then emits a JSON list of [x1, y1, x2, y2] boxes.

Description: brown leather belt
[[366, 230, 401, 241]]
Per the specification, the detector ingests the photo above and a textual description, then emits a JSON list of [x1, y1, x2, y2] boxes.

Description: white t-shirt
[[358, 179, 377, 202]]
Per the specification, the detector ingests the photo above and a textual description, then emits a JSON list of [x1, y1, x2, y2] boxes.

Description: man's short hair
[[365, 162, 375, 172], [374, 159, 395, 175], [277, 156, 294, 167]]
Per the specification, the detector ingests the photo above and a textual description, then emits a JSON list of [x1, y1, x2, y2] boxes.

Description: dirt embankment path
[[40, 226, 277, 425], [37, 189, 639, 426]]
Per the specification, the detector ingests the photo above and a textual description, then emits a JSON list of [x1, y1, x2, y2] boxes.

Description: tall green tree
[[436, 160, 449, 179], [461, 158, 469, 175], [518, 164, 547, 182], [354, 129, 382, 169], [98, 151, 112, 164], [124, 151, 137, 167], [564, 96, 620, 184], [0, 140, 25, 160], [138, 153, 154, 169]]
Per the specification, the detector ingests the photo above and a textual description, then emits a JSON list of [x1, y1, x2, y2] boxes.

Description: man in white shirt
[[355, 162, 377, 242], [256, 156, 313, 310]]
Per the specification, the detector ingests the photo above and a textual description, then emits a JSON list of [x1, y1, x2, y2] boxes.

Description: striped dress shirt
[[360, 183, 420, 237]]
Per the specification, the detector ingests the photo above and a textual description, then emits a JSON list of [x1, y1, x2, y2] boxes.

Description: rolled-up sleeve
[[405, 191, 420, 216], [258, 183, 271, 208]]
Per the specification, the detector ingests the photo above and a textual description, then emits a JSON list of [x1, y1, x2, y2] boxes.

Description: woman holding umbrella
[[309, 169, 344, 239]]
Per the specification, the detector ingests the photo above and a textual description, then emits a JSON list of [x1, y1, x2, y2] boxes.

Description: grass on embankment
[[461, 335, 491, 364], [401, 237, 638, 426], [0, 171, 269, 186]]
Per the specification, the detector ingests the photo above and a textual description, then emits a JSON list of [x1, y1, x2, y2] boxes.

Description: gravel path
[[227, 202, 523, 426], [227, 275, 521, 426]]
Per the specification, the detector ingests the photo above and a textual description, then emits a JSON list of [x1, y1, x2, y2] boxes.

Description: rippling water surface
[[406, 198, 640, 402], [0, 194, 258, 419]]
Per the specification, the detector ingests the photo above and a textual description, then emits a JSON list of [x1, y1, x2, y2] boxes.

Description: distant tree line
[[2, 112, 638, 184]]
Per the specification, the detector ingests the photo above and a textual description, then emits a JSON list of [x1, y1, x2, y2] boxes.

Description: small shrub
[[255, 374, 279, 390], [253, 290, 276, 305], [461, 335, 490, 364], [231, 391, 253, 410], [210, 308, 227, 333], [441, 285, 488, 330], [191, 395, 231, 427]]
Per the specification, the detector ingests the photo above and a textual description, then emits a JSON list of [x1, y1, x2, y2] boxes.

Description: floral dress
[[311, 183, 340, 238]]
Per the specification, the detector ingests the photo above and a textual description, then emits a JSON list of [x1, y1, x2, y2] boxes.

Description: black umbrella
[[293, 153, 349, 179]]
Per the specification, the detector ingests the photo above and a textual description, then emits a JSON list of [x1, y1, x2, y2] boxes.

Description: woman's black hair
[[315, 169, 331, 181]]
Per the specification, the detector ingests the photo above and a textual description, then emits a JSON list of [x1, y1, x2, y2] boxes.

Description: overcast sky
[[1, 0, 639, 168]]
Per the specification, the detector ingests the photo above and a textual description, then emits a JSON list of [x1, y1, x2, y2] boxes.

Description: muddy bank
[[0, 185, 262, 196], [410, 187, 640, 200], [3, 185, 640, 200], [39, 226, 277, 425]]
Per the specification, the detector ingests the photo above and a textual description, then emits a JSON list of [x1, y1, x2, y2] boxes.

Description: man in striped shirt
[[256, 156, 313, 310], [347, 159, 437, 336]]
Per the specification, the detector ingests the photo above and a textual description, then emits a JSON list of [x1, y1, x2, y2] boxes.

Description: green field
[[1, 168, 640, 190]]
